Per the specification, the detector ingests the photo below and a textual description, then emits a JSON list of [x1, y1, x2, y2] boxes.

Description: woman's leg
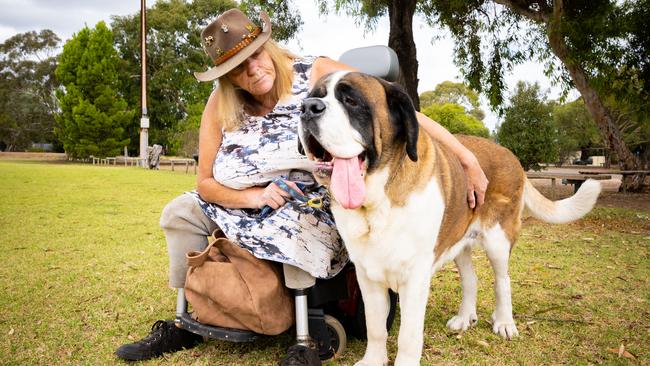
[[116, 194, 215, 361], [160, 194, 218, 288]]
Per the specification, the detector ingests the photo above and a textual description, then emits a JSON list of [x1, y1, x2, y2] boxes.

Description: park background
[[1, 0, 649, 365]]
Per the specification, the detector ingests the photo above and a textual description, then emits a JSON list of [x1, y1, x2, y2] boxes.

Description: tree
[[497, 81, 557, 171], [316, 0, 422, 110], [553, 98, 601, 164], [240, 0, 304, 42], [55, 22, 135, 159], [111, 0, 303, 156], [420, 80, 486, 120], [0, 30, 60, 151], [311, 1, 648, 187], [422, 103, 489, 138], [428, 0, 648, 189], [420, 81, 489, 137]]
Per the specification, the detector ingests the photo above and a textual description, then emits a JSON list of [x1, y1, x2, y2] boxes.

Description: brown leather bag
[[184, 231, 294, 335]]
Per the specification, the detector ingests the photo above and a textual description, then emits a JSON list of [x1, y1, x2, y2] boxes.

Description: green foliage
[[420, 81, 485, 120], [497, 81, 557, 170], [111, 0, 302, 156], [55, 22, 135, 159], [420, 81, 489, 137], [553, 98, 602, 164], [428, 1, 649, 170], [111, 0, 230, 155], [240, 0, 303, 42], [422, 103, 489, 138], [0, 30, 61, 151]]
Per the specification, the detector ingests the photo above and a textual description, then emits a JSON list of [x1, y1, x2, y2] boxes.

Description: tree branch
[[493, 0, 549, 23]]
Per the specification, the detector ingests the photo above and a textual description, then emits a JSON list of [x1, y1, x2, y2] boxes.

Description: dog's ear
[[380, 79, 419, 162]]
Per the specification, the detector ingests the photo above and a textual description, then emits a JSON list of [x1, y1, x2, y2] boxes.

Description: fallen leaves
[[607, 344, 636, 360], [476, 340, 490, 348]]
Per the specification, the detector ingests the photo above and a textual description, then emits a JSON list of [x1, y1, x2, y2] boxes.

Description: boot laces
[[142, 320, 173, 348]]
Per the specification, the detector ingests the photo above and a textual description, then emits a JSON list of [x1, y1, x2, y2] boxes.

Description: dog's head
[[298, 71, 419, 209]]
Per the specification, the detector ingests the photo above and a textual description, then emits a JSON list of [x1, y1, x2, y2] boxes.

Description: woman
[[116, 8, 488, 362]]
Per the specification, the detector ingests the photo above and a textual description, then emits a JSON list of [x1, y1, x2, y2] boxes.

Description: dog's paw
[[492, 320, 519, 339], [446, 313, 478, 332], [490, 311, 519, 339]]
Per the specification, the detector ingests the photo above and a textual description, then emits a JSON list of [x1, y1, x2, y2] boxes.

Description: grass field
[[0, 161, 648, 365]]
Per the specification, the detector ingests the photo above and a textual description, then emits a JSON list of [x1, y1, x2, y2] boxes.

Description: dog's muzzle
[[300, 98, 326, 123]]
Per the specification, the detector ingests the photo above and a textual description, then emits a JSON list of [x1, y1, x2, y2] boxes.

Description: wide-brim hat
[[194, 9, 272, 82]]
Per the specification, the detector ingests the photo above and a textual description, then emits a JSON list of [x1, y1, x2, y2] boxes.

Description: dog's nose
[[301, 98, 326, 120]]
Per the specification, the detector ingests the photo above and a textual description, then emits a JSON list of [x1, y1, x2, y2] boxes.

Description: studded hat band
[[214, 26, 262, 66]]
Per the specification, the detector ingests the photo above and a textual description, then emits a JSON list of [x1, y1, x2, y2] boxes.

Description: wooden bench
[[526, 172, 612, 199], [159, 159, 197, 174], [171, 159, 196, 174], [115, 156, 146, 167]]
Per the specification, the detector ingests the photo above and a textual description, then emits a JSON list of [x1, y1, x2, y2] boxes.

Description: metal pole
[[139, 0, 149, 167]]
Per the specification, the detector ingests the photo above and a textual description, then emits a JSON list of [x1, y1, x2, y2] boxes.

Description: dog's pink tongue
[[331, 157, 366, 209]]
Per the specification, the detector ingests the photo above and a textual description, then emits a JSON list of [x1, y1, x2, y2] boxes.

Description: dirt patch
[[0, 152, 67, 161]]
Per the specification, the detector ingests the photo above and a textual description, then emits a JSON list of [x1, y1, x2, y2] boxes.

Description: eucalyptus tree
[[314, 0, 647, 189], [428, 0, 648, 189], [0, 30, 60, 151]]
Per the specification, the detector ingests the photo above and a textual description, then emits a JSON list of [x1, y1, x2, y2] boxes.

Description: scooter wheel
[[320, 314, 347, 361]]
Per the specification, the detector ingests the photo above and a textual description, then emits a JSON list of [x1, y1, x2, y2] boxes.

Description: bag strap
[[186, 239, 218, 267]]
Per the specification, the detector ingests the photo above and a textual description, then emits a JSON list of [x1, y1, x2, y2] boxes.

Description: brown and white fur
[[298, 71, 601, 366]]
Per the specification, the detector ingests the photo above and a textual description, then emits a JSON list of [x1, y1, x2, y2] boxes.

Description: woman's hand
[[254, 180, 305, 209], [461, 154, 489, 209]]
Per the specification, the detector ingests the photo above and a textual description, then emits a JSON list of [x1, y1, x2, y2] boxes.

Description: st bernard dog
[[297, 71, 601, 366]]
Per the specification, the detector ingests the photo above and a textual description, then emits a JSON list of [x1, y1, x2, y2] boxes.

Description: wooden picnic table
[[526, 172, 612, 199], [578, 170, 649, 193], [578, 169, 650, 175]]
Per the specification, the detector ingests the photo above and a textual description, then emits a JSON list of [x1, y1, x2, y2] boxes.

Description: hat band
[[214, 27, 263, 66]]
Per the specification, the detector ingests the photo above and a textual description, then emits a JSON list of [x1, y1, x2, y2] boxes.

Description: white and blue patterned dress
[[188, 56, 348, 279]]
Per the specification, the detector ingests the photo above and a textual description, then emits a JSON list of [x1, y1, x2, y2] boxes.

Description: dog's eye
[[343, 96, 357, 107]]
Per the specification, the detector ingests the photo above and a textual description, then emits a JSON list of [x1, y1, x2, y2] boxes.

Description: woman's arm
[[309, 57, 357, 88], [196, 90, 297, 209], [309, 56, 488, 208], [416, 112, 489, 208]]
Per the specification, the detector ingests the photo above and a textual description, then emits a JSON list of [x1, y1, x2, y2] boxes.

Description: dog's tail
[[523, 178, 601, 224]]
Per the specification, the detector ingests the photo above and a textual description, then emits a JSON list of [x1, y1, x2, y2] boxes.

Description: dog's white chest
[[332, 176, 445, 289]]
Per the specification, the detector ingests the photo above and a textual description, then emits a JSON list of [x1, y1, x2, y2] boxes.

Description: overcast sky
[[0, 0, 575, 131]]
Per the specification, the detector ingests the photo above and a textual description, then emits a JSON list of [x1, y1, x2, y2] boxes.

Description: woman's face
[[227, 47, 276, 97]]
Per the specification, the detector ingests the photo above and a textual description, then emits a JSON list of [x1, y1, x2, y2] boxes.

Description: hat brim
[[194, 11, 272, 82]]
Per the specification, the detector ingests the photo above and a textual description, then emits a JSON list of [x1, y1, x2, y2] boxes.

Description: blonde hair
[[215, 40, 297, 131]]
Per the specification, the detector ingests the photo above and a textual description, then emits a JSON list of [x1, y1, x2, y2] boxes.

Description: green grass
[[0, 161, 648, 365]]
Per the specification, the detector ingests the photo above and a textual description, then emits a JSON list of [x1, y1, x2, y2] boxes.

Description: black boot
[[279, 344, 322, 366], [116, 320, 203, 361]]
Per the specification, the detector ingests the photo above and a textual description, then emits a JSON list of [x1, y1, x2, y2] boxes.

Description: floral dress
[[188, 56, 348, 279]]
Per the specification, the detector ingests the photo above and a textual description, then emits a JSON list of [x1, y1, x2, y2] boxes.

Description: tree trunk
[[547, 1, 643, 191], [388, 0, 420, 110]]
